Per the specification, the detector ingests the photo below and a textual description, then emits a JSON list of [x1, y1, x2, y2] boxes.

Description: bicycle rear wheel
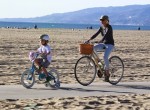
[[21, 69, 35, 88], [74, 56, 97, 86], [109, 56, 124, 85]]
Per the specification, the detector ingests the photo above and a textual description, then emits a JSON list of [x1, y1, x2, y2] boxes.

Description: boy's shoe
[[44, 76, 52, 83], [38, 73, 46, 80]]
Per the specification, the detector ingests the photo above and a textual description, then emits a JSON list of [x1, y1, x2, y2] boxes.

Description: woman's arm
[[90, 27, 102, 40]]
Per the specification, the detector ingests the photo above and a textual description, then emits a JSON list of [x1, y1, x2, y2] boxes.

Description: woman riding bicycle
[[87, 15, 114, 82]]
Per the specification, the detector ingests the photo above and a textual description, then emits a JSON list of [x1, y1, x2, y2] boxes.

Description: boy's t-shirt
[[37, 45, 52, 62]]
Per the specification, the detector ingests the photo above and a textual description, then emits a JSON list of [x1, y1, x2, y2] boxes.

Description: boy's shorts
[[38, 58, 50, 68]]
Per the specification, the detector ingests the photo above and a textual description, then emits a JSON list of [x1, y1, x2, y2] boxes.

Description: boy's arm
[[41, 51, 51, 56], [41, 47, 51, 57], [37, 46, 51, 57]]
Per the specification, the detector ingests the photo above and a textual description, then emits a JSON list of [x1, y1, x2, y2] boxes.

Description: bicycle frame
[[90, 50, 105, 74], [30, 63, 36, 74]]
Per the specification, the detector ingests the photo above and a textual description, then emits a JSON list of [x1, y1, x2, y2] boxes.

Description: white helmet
[[40, 34, 50, 41]]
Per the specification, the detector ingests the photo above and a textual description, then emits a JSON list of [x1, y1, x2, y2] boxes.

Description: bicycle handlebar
[[35, 53, 40, 58], [84, 40, 100, 45], [84, 40, 106, 50]]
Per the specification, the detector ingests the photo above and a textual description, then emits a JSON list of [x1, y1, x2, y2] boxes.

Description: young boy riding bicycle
[[30, 34, 52, 83]]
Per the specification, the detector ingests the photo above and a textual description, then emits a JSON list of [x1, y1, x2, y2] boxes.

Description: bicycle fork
[[48, 72, 57, 82]]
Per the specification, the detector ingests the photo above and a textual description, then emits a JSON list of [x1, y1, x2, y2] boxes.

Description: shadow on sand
[[31, 84, 141, 94], [115, 83, 150, 90]]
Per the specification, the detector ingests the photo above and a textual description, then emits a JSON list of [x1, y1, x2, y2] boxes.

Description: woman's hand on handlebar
[[84, 39, 91, 44]]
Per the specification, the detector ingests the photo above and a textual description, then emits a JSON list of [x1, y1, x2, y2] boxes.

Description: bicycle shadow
[[31, 82, 150, 95], [59, 86, 134, 94], [32, 85, 134, 94], [115, 83, 150, 90]]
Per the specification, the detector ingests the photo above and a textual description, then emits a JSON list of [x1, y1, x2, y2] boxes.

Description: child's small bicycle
[[21, 54, 60, 89]]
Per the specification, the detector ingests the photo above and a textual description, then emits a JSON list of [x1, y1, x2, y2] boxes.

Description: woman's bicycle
[[21, 54, 60, 89], [74, 42, 124, 86]]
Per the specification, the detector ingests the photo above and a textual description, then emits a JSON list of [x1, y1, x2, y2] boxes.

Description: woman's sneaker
[[104, 74, 110, 82], [104, 76, 110, 82], [104, 70, 110, 82]]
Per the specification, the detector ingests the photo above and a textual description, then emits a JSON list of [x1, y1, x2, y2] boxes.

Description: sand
[[0, 94, 150, 110], [0, 28, 150, 109], [0, 28, 150, 85]]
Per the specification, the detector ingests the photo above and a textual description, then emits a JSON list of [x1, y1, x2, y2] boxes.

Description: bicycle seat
[[96, 49, 105, 53]]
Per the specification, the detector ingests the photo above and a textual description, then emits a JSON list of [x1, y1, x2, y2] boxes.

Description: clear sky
[[0, 0, 150, 18]]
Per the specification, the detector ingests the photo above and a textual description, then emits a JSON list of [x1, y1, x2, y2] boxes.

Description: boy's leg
[[34, 59, 43, 73], [41, 61, 51, 83], [34, 59, 40, 66], [41, 67, 50, 83], [42, 67, 48, 77], [34, 59, 50, 83]]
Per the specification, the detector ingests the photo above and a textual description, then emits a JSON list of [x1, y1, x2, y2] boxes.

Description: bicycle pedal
[[97, 70, 103, 78]]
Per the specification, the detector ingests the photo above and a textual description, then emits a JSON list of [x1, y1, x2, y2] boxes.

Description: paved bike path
[[0, 82, 150, 99]]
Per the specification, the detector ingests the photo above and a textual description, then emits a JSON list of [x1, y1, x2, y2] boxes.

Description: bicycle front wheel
[[109, 56, 124, 85], [21, 69, 35, 88], [74, 56, 97, 86]]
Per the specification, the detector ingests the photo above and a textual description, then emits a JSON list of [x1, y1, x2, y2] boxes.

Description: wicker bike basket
[[79, 44, 93, 55]]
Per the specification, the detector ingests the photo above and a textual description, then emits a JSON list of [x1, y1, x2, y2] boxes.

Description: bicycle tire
[[74, 56, 97, 86], [48, 68, 60, 89], [108, 56, 124, 85], [21, 69, 35, 88]]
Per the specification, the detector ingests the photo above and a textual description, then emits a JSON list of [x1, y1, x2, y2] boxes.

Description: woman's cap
[[100, 15, 109, 21]]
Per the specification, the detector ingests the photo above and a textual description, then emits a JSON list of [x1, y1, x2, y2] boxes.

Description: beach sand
[[0, 94, 150, 110], [0, 28, 150, 109]]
